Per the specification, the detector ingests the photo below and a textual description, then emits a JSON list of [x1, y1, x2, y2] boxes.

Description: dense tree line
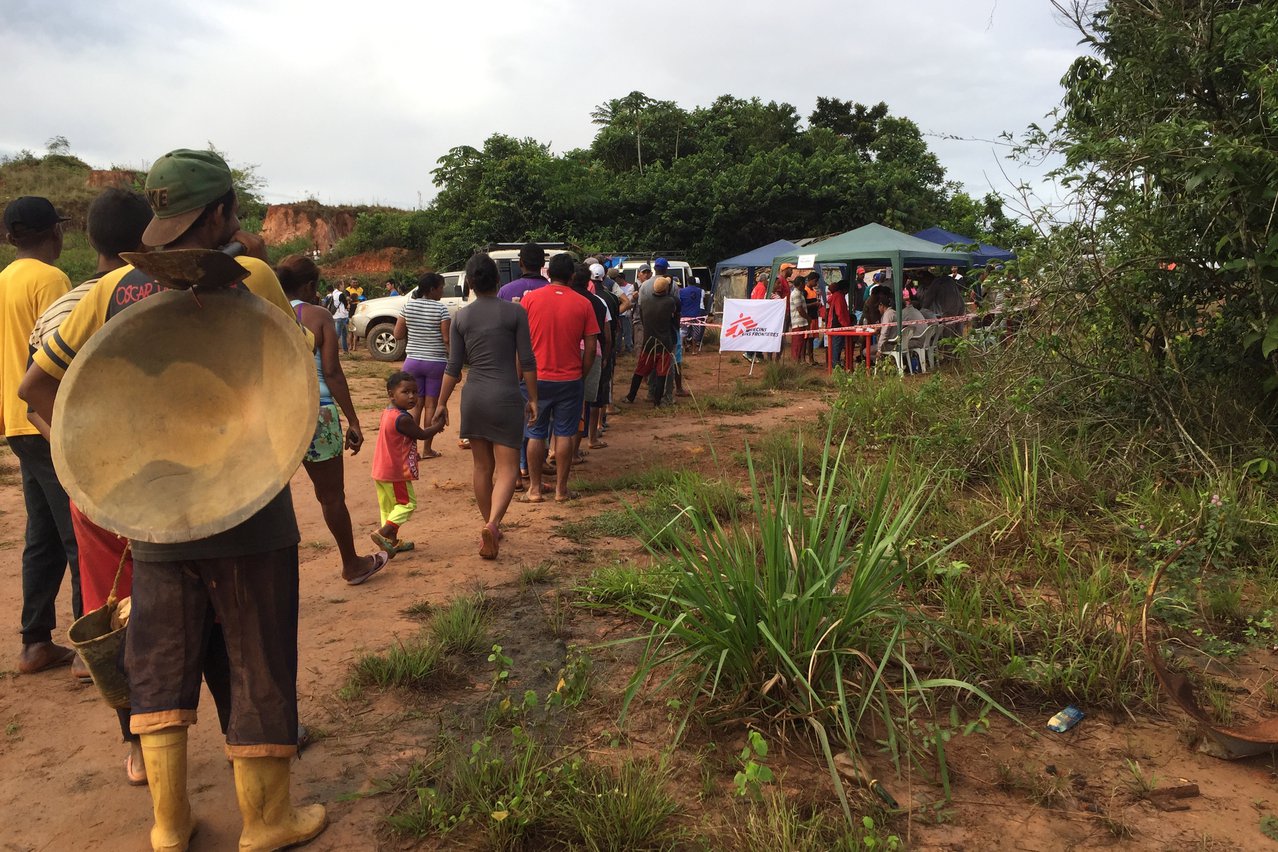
[[340, 93, 1027, 270]]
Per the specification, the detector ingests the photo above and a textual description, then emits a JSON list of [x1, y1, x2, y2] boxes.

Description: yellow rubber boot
[[139, 728, 197, 852], [232, 756, 327, 851]]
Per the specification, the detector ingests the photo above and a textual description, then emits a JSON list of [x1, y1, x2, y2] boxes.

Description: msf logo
[[723, 313, 759, 339]]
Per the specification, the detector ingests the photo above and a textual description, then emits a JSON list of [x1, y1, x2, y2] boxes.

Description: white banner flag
[[718, 298, 786, 353]]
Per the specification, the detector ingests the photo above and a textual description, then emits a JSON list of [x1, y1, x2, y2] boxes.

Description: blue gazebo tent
[[913, 227, 1015, 267], [711, 239, 802, 298]]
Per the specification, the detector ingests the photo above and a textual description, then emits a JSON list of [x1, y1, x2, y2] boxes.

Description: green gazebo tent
[[773, 223, 973, 350]]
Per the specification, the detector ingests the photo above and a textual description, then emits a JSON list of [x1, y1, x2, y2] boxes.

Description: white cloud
[[2, 0, 1085, 214]]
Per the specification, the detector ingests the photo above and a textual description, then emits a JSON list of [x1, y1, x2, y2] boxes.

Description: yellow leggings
[[375, 480, 417, 529]]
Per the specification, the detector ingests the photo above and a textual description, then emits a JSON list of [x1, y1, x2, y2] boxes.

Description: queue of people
[[8, 149, 329, 851], [0, 138, 996, 852], [3, 196, 722, 847]]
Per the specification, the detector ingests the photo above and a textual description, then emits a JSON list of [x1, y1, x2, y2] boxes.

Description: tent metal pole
[[893, 253, 904, 370]]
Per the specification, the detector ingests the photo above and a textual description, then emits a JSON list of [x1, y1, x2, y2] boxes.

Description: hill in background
[[1, 145, 404, 287]]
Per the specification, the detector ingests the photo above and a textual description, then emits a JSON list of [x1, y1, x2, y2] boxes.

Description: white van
[[617, 258, 695, 289]]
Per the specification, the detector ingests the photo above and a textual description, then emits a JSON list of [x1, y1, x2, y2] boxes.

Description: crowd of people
[[0, 162, 723, 849], [1, 129, 1007, 852], [385, 244, 698, 559], [747, 261, 984, 368]]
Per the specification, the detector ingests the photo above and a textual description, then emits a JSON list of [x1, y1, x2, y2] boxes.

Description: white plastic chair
[[877, 324, 917, 377], [912, 323, 940, 372]]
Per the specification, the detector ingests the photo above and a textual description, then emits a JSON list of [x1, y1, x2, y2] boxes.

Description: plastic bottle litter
[[1047, 705, 1084, 733]]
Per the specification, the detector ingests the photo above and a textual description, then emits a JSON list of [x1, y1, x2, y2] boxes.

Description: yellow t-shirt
[[35, 255, 311, 381], [0, 258, 70, 436]]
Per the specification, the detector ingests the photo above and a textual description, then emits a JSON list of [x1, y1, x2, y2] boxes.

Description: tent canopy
[[774, 223, 973, 270], [913, 227, 1015, 267], [773, 223, 974, 332], [714, 238, 803, 273], [711, 239, 802, 294]]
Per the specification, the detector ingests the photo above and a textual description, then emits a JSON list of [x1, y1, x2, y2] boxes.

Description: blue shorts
[[527, 379, 583, 440]]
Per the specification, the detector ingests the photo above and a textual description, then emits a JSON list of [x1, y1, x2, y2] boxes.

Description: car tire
[[366, 321, 405, 362]]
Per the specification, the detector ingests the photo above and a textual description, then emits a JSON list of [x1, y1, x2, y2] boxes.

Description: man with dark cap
[[0, 196, 79, 675], [21, 149, 325, 852], [636, 259, 685, 399], [638, 257, 676, 302]]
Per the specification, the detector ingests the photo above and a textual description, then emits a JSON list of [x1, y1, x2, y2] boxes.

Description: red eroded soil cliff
[[321, 248, 413, 276], [261, 203, 357, 252]]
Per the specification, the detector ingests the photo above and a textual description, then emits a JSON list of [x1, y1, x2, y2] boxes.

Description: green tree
[[942, 191, 1032, 250], [417, 94, 957, 269], [427, 135, 567, 268], [808, 99, 889, 159], [591, 92, 689, 173], [206, 142, 268, 227], [1013, 0, 1278, 462]]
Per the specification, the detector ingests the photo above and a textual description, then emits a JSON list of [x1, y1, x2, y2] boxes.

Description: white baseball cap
[[589, 263, 606, 281]]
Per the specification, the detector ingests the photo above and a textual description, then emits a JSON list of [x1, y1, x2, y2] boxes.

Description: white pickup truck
[[350, 271, 467, 361]]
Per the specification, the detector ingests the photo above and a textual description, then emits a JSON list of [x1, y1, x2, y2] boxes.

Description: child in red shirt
[[371, 371, 442, 553]]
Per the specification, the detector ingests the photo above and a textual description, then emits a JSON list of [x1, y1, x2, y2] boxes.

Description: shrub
[[621, 434, 1003, 822]]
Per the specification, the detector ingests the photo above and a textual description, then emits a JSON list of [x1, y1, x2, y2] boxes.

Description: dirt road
[[0, 350, 783, 851]]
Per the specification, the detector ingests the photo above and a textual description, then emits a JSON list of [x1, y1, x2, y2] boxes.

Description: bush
[[622, 435, 1002, 822]]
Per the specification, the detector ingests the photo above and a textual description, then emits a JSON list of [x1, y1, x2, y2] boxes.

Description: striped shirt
[[30, 276, 100, 350], [401, 297, 449, 361]]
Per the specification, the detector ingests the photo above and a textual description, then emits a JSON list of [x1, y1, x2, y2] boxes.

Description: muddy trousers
[[627, 348, 672, 405], [127, 547, 300, 759], [114, 623, 232, 742], [627, 372, 667, 405]]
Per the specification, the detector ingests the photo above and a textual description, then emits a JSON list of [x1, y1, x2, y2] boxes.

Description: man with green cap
[[20, 149, 325, 852]]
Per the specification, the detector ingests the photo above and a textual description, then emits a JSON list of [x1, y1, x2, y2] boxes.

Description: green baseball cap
[[141, 148, 234, 247]]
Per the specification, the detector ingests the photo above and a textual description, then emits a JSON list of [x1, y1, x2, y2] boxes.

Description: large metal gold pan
[[51, 288, 318, 543]]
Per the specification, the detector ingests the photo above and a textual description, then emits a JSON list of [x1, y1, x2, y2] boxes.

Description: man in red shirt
[[827, 278, 854, 368], [520, 254, 599, 502], [750, 270, 769, 300], [746, 271, 770, 362]]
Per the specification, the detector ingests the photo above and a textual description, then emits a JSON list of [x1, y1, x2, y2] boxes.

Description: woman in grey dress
[[433, 253, 538, 560]]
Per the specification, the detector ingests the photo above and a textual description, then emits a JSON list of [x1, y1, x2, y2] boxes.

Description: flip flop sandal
[[126, 752, 147, 786], [515, 492, 546, 504], [588, 441, 609, 449], [392, 540, 415, 554], [421, 450, 443, 460], [346, 551, 390, 586], [370, 532, 395, 552], [554, 490, 581, 503], [458, 439, 472, 450]]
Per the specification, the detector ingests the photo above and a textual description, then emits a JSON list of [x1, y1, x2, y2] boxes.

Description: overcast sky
[[2, 0, 1085, 212]]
